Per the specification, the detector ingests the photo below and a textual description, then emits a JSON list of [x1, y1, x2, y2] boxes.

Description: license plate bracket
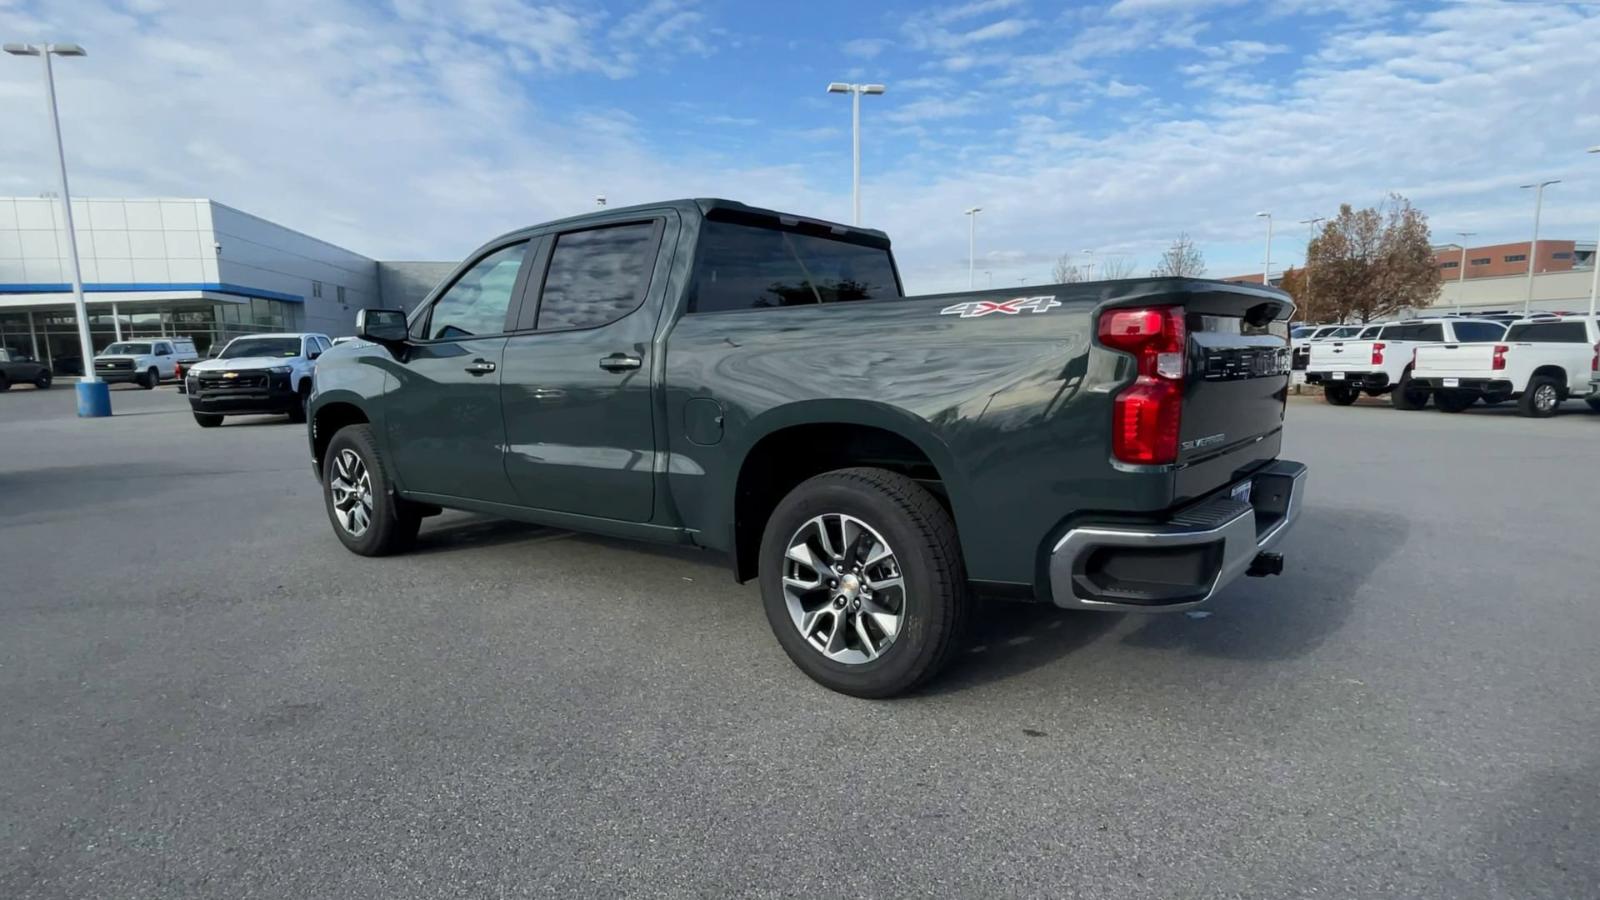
[[1443, 377, 1459, 388], [1331, 371, 1345, 380]]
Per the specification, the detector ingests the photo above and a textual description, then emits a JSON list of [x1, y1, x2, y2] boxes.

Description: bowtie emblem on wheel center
[[837, 573, 862, 600]]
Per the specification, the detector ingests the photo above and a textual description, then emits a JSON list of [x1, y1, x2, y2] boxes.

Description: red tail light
[[1371, 342, 1385, 366], [1591, 341, 1598, 372], [1099, 306, 1185, 465], [1492, 344, 1508, 371]]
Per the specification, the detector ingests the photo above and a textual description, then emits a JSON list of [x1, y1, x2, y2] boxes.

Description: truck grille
[[96, 359, 134, 371], [198, 371, 268, 391]]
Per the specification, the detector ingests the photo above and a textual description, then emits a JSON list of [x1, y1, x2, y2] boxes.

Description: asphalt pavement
[[2, 383, 1597, 899]]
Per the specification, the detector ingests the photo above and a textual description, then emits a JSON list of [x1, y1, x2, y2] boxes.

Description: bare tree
[[1098, 256, 1138, 279], [1051, 252, 1084, 283], [1150, 233, 1206, 277]]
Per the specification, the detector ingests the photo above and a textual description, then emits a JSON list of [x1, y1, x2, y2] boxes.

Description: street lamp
[[964, 207, 981, 290], [4, 41, 107, 416], [1453, 231, 1475, 315], [826, 82, 886, 226], [1081, 248, 1095, 281], [1299, 216, 1324, 320], [1586, 147, 1599, 319], [1256, 211, 1274, 286], [1519, 179, 1560, 315]]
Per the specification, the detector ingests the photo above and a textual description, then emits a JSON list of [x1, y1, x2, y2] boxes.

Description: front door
[[385, 240, 531, 504], [500, 219, 669, 522]]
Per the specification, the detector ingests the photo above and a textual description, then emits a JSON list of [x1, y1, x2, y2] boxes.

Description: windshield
[[219, 337, 301, 359], [1291, 327, 1314, 339], [103, 343, 152, 355]]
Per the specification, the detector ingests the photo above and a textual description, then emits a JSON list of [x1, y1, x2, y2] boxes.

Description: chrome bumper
[[1047, 460, 1308, 612]]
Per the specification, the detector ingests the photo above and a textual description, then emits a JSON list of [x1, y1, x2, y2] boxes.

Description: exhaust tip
[[1246, 551, 1284, 578]]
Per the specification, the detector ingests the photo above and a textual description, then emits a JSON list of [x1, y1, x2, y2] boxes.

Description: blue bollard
[[75, 380, 113, 418]]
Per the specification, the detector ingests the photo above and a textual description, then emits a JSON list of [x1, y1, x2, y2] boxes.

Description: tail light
[[1492, 344, 1508, 371], [1099, 306, 1185, 465], [1371, 342, 1385, 366], [1591, 341, 1598, 372]]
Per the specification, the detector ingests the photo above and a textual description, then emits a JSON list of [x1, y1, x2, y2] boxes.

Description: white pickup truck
[[1413, 316, 1600, 416], [1305, 318, 1508, 409]]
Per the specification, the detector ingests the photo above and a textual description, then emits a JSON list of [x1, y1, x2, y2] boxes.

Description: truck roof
[[488, 198, 892, 249]]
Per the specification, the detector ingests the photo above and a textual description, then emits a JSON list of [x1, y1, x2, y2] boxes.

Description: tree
[[1150, 233, 1206, 277], [1051, 252, 1084, 283], [1099, 256, 1138, 279], [1306, 194, 1440, 323]]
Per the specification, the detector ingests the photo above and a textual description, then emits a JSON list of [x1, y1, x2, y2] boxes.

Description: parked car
[[1413, 315, 1600, 416], [1290, 324, 1364, 371], [307, 198, 1307, 697], [0, 347, 52, 391], [186, 333, 330, 427], [1305, 318, 1507, 408], [92, 337, 199, 388]]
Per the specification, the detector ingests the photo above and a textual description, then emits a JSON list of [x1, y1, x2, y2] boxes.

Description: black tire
[[193, 412, 223, 428], [32, 369, 51, 390], [1518, 375, 1562, 418], [287, 383, 310, 424], [1482, 392, 1511, 407], [758, 467, 968, 698], [139, 367, 158, 389], [322, 424, 421, 557], [1585, 397, 1600, 413], [1323, 383, 1359, 406], [1390, 370, 1428, 410], [1434, 390, 1476, 413], [0, 375, 10, 392]]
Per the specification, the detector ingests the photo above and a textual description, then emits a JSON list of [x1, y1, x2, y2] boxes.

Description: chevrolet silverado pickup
[[1305, 318, 1506, 408], [307, 199, 1307, 697], [1413, 315, 1600, 416]]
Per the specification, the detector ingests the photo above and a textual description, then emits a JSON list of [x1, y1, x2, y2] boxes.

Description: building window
[[1439, 261, 1459, 269], [1504, 254, 1527, 263], [337, 285, 346, 304], [312, 281, 323, 298], [1470, 257, 1490, 266], [1551, 252, 1572, 260]]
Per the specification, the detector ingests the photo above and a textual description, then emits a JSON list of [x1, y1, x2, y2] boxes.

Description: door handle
[[464, 359, 497, 376], [598, 353, 642, 372]]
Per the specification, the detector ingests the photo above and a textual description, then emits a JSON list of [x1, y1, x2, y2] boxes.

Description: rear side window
[[1450, 322, 1505, 342], [1505, 321, 1589, 343], [1386, 323, 1445, 341], [536, 222, 660, 331], [689, 220, 901, 314]]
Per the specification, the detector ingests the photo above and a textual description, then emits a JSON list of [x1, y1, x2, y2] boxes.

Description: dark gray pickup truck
[[308, 199, 1306, 696]]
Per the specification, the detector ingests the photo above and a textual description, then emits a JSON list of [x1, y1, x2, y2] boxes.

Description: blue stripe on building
[[0, 282, 305, 303]]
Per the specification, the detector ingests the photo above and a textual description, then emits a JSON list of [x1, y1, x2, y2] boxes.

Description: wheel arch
[[311, 397, 372, 474], [726, 400, 971, 584], [1529, 365, 1569, 391]]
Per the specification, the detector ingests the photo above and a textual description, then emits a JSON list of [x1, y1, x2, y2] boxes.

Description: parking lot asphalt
[[3, 383, 1598, 899]]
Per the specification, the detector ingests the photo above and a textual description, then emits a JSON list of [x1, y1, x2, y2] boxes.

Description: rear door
[[499, 214, 677, 522], [385, 239, 533, 503]]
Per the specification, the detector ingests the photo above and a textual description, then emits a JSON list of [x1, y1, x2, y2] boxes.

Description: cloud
[[1103, 79, 1147, 98], [842, 37, 891, 59]]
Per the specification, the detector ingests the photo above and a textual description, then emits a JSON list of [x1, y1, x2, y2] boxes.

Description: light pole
[[1519, 179, 1559, 315], [1081, 248, 1095, 281], [5, 41, 107, 416], [1256, 211, 1274, 286], [1453, 231, 1475, 315], [1586, 147, 1599, 318], [1298, 216, 1324, 320], [964, 207, 981, 289], [595, 195, 607, 208], [826, 82, 886, 226]]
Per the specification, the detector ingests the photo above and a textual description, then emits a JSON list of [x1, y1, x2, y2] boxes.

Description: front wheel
[[1518, 376, 1562, 418], [0, 375, 10, 392], [322, 424, 421, 556], [33, 370, 52, 390], [193, 412, 223, 428], [1390, 371, 1428, 410], [287, 383, 310, 424], [139, 367, 158, 389], [758, 467, 969, 698], [1323, 383, 1359, 406]]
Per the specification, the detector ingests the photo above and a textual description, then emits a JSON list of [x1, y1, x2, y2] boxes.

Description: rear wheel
[[1323, 383, 1359, 406], [1518, 376, 1562, 418], [759, 467, 968, 698], [139, 367, 158, 389], [193, 412, 223, 428], [1585, 397, 1600, 413], [323, 424, 421, 556], [32, 369, 51, 390], [1482, 392, 1511, 407], [1434, 390, 1476, 413], [0, 374, 10, 392], [1390, 370, 1428, 410]]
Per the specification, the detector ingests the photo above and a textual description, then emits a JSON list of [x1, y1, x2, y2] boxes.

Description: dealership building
[[0, 196, 451, 369]]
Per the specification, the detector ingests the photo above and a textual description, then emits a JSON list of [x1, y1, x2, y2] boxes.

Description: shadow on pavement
[[1477, 753, 1600, 897]]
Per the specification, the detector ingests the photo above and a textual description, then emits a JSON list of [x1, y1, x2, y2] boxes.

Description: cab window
[[413, 242, 530, 340]]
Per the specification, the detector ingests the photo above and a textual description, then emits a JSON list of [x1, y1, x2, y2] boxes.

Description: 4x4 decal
[[939, 295, 1060, 318]]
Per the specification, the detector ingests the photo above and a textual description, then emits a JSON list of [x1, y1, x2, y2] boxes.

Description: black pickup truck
[[308, 199, 1306, 696]]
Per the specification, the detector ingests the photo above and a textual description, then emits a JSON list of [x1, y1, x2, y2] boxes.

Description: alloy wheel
[[329, 448, 374, 537], [782, 513, 906, 665], [1534, 384, 1558, 413]]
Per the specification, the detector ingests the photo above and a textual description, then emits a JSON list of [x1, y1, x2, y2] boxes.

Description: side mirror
[[307, 349, 322, 360], [356, 308, 408, 344]]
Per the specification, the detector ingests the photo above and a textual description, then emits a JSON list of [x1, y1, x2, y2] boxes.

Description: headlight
[[267, 366, 292, 375]]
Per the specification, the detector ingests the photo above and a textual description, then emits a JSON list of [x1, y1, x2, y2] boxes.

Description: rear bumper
[[94, 370, 142, 383], [1047, 460, 1307, 612], [1305, 369, 1388, 389], [1415, 376, 1512, 394]]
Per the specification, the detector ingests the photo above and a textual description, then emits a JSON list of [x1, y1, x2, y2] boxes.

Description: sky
[[2, 0, 1598, 293]]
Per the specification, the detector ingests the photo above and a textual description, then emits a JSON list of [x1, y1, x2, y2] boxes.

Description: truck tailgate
[[1415, 343, 1496, 376], [1307, 339, 1375, 373]]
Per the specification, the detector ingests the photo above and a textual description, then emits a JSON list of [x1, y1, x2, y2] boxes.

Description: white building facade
[[0, 197, 446, 369]]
